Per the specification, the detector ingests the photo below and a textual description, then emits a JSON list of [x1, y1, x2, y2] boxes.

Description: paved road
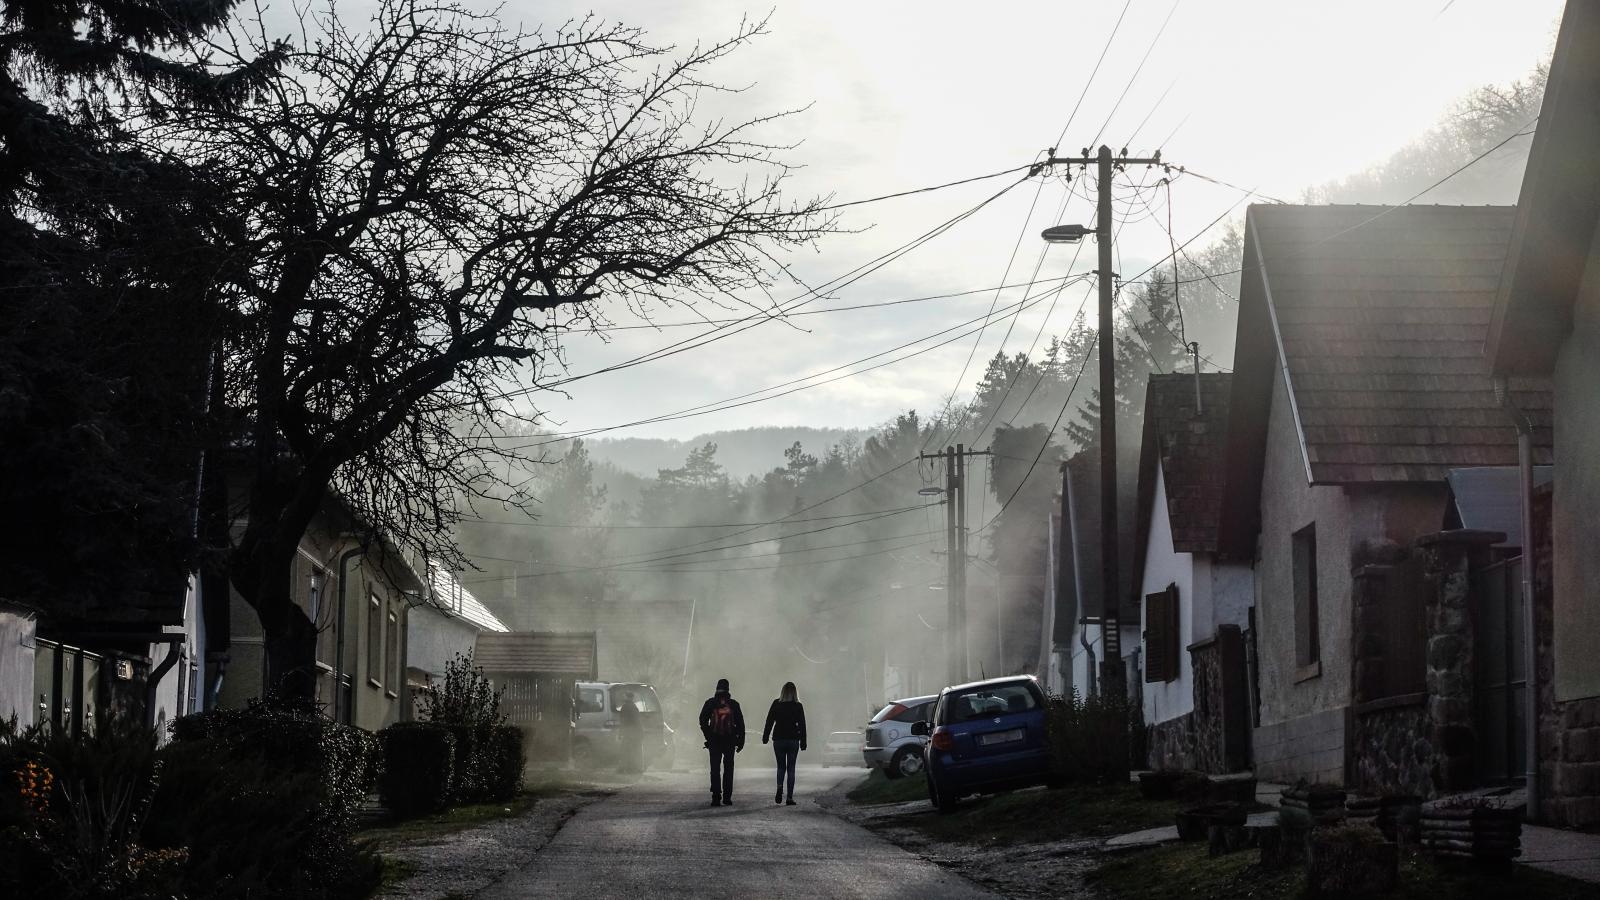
[[478, 764, 998, 900]]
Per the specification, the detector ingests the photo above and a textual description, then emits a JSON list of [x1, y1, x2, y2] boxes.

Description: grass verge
[[897, 780, 1187, 846], [1089, 841, 1596, 900], [357, 791, 544, 849], [847, 769, 930, 806]]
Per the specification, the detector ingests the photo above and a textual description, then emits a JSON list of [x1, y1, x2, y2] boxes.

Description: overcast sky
[[499, 0, 1562, 442]]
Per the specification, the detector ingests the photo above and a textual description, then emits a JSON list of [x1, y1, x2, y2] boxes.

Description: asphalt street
[[476, 763, 998, 899]]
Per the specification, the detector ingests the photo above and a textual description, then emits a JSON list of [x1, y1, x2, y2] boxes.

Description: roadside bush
[[484, 725, 525, 801], [1045, 691, 1135, 784], [165, 697, 380, 898], [378, 723, 455, 816], [0, 717, 183, 900], [442, 724, 489, 802], [417, 652, 516, 803], [144, 739, 336, 899]]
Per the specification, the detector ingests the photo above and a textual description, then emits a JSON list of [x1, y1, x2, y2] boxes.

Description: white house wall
[[0, 608, 37, 727], [408, 607, 481, 680], [1141, 467, 1196, 727], [147, 574, 206, 737]]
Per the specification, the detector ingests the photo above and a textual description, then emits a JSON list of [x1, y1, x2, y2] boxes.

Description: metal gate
[[1471, 557, 1527, 784]]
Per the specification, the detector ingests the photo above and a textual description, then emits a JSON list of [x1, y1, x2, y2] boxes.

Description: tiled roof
[[473, 631, 597, 677], [1137, 373, 1233, 554], [1245, 204, 1552, 483], [427, 564, 509, 633]]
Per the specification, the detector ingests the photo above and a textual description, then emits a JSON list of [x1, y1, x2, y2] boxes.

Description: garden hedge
[[378, 722, 456, 816]]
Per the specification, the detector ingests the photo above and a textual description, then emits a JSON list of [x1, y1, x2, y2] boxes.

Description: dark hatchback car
[[912, 675, 1050, 813]]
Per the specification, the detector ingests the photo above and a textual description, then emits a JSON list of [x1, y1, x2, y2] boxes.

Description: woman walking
[[761, 681, 807, 805]]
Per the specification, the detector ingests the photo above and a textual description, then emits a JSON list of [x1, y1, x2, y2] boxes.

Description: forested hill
[[585, 427, 869, 478]]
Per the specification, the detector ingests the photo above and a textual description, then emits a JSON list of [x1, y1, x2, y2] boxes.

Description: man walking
[[699, 677, 745, 805]]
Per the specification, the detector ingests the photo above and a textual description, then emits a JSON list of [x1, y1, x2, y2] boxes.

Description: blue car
[[912, 675, 1051, 813]]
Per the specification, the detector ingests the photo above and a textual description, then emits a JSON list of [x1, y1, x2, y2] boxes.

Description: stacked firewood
[[1420, 801, 1522, 861], [1278, 784, 1347, 832]]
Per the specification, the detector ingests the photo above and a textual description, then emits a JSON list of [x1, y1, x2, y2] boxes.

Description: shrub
[[0, 717, 185, 900], [483, 725, 525, 801], [416, 653, 517, 804], [164, 697, 380, 898], [378, 723, 455, 817], [1045, 691, 1135, 784], [144, 739, 334, 899]]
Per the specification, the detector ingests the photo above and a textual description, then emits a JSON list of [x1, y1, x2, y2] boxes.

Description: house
[[474, 630, 597, 757], [1042, 449, 1141, 701], [1483, 0, 1600, 827], [216, 498, 424, 734], [405, 561, 510, 712], [1220, 202, 1553, 787], [1133, 373, 1253, 773]]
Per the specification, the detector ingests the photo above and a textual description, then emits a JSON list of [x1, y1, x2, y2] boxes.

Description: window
[[385, 606, 399, 697], [310, 568, 334, 666], [1144, 584, 1180, 683], [1293, 523, 1320, 672], [893, 702, 929, 723], [943, 682, 1040, 723], [577, 688, 606, 714], [367, 593, 382, 687]]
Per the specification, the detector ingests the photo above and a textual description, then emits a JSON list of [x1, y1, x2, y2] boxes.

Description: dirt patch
[[375, 788, 610, 899], [823, 775, 1104, 898]]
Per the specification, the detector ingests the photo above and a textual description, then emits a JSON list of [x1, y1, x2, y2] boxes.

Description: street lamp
[[1041, 223, 1093, 244]]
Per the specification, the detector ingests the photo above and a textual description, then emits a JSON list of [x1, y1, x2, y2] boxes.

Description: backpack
[[710, 699, 735, 738]]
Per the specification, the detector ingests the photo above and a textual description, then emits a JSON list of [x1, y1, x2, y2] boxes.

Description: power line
[[458, 502, 936, 530], [553, 274, 1088, 332], [472, 174, 1031, 410], [1053, 0, 1135, 149], [817, 163, 1036, 211], [545, 176, 1030, 384], [480, 274, 1090, 450]]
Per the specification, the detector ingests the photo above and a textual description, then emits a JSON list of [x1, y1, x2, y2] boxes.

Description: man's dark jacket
[[699, 692, 746, 750]]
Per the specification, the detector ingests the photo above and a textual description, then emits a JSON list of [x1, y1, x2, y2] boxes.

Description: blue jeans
[[772, 739, 800, 797]]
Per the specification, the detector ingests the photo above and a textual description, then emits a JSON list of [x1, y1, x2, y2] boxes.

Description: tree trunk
[[230, 465, 335, 705]]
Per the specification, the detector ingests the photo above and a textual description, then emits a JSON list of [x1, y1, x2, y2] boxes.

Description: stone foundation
[[1146, 627, 1249, 774], [1350, 700, 1434, 797], [1532, 486, 1600, 826]]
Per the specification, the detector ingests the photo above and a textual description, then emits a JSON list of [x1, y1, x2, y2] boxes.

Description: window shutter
[[1164, 584, 1181, 681], [1143, 584, 1181, 684], [1145, 590, 1171, 683]]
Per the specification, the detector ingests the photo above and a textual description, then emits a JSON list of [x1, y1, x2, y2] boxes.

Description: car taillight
[[930, 729, 955, 752]]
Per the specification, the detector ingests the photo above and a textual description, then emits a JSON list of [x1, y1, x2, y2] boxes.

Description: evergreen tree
[[0, 0, 279, 619]]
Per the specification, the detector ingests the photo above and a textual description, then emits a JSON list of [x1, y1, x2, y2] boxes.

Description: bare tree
[[168, 0, 834, 694]]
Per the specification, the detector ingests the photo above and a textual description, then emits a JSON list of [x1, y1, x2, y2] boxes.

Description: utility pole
[[1039, 145, 1163, 698], [920, 444, 991, 686]]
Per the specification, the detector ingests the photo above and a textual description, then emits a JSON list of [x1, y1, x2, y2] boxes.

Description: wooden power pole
[[921, 444, 991, 686], [1040, 145, 1163, 696]]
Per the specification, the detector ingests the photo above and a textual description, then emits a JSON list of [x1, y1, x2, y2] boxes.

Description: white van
[[572, 681, 666, 769]]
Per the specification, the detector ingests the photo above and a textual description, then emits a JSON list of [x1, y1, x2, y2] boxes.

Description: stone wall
[[1532, 485, 1600, 826], [1415, 530, 1500, 793], [1350, 701, 1434, 797], [1348, 554, 1435, 796], [1145, 627, 1249, 774]]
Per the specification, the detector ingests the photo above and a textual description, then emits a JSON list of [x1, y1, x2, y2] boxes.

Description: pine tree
[[0, 1, 280, 619]]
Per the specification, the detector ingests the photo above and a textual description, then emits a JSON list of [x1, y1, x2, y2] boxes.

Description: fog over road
[[477, 766, 997, 899]]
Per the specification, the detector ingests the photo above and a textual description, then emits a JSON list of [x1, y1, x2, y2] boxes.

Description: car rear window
[[892, 702, 928, 723], [870, 703, 899, 724], [613, 685, 660, 713], [943, 683, 1040, 722]]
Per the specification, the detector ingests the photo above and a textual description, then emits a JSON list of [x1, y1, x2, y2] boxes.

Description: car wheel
[[890, 746, 924, 779]]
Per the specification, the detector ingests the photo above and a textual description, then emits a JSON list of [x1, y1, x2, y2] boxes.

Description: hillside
[[583, 426, 869, 478]]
